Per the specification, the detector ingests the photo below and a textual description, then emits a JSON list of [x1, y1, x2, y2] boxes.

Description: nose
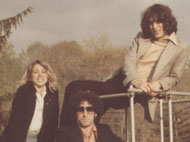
[[152, 22, 158, 29], [82, 109, 88, 117], [38, 71, 44, 77]]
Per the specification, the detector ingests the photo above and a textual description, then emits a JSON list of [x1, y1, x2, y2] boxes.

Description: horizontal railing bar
[[99, 88, 190, 100], [100, 93, 131, 99], [165, 91, 190, 96], [163, 99, 190, 104], [128, 88, 190, 96]]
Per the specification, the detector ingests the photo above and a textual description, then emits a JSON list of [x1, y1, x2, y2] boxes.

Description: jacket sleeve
[[3, 87, 27, 142], [10, 87, 26, 123], [123, 34, 140, 86], [159, 44, 189, 91]]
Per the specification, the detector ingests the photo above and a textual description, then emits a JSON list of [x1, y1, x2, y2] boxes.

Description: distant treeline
[[0, 36, 126, 133]]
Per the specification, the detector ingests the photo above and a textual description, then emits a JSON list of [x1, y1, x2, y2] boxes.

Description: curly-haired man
[[56, 90, 124, 142], [60, 3, 189, 126]]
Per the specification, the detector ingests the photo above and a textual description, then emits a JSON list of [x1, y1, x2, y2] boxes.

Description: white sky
[[0, 0, 190, 52]]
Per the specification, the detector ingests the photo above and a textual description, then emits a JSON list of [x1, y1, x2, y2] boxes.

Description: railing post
[[168, 95, 173, 142], [125, 108, 129, 142], [159, 99, 164, 142], [130, 92, 135, 142]]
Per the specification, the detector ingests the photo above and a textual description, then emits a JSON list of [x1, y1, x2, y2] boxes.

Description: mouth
[[153, 30, 159, 34], [37, 79, 44, 82], [36, 78, 46, 83], [81, 119, 89, 122]]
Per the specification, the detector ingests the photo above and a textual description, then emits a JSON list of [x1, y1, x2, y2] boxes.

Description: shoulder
[[17, 81, 35, 93], [174, 38, 189, 60], [56, 125, 81, 142], [97, 123, 114, 135], [14, 82, 35, 98], [56, 126, 69, 140], [57, 125, 79, 136], [11, 82, 35, 106], [97, 123, 124, 142], [97, 123, 110, 130], [176, 37, 189, 50], [132, 32, 151, 44]]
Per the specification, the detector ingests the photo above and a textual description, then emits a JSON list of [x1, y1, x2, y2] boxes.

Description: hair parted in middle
[[141, 3, 177, 38], [68, 90, 104, 117]]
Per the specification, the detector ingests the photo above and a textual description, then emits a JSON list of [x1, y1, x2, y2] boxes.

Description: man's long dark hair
[[141, 4, 177, 38]]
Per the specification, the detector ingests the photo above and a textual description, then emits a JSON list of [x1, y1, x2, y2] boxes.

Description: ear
[[94, 113, 97, 117]]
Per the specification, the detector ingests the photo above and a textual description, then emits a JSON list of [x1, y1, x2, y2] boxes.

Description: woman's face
[[31, 63, 48, 89]]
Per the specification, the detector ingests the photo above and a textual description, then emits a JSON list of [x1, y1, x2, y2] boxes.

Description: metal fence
[[99, 88, 190, 142]]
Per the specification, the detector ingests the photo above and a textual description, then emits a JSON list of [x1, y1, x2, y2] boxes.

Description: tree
[[0, 7, 32, 134], [0, 7, 33, 51], [0, 6, 33, 93]]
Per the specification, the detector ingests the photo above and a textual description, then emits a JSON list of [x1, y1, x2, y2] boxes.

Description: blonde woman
[[1, 60, 59, 142]]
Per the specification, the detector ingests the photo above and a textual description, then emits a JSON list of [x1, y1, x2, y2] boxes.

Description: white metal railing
[[100, 88, 190, 142]]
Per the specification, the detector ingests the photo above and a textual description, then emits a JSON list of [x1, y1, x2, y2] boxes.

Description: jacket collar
[[144, 32, 178, 45], [168, 32, 177, 45]]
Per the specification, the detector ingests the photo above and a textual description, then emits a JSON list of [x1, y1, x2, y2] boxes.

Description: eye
[[77, 107, 84, 112], [32, 70, 39, 74], [42, 70, 47, 74], [86, 107, 94, 112]]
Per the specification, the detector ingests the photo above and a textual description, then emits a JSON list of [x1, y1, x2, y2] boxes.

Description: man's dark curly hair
[[141, 4, 177, 38], [68, 90, 104, 117]]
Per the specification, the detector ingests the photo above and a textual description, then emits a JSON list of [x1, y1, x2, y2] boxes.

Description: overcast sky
[[0, 0, 190, 52]]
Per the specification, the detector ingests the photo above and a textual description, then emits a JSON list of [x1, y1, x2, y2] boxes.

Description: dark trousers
[[59, 71, 152, 127]]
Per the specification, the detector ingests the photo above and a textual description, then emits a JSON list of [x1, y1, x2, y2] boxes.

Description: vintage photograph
[[0, 0, 190, 142]]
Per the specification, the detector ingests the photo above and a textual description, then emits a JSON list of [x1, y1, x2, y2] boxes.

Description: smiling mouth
[[37, 78, 45, 82], [153, 30, 159, 33]]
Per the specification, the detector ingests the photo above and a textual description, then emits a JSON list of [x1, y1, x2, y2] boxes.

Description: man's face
[[76, 101, 97, 128], [149, 21, 168, 41]]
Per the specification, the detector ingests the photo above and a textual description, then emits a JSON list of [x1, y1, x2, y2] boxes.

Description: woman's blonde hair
[[19, 60, 58, 92]]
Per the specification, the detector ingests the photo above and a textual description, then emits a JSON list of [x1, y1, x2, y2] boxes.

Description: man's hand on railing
[[131, 79, 151, 94], [131, 80, 161, 97], [148, 81, 162, 97]]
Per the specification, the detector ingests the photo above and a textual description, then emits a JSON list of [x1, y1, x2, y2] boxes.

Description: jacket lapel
[[43, 90, 51, 119], [151, 41, 178, 80], [147, 41, 178, 121], [26, 83, 36, 123]]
